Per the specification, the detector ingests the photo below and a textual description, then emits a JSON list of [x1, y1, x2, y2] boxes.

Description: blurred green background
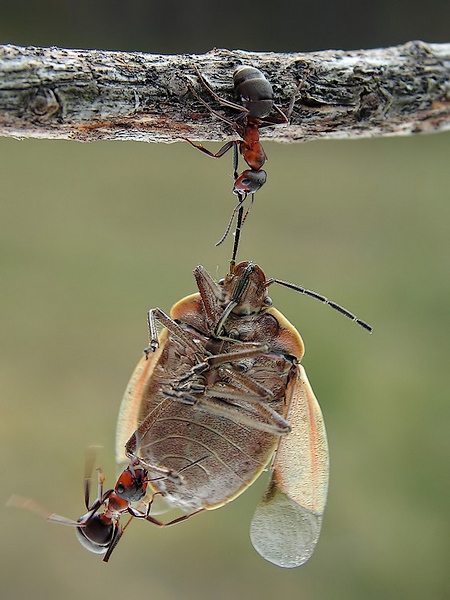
[[1, 2, 450, 600]]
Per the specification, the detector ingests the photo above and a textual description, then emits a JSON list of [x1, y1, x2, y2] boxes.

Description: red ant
[[185, 65, 297, 243], [8, 450, 203, 562]]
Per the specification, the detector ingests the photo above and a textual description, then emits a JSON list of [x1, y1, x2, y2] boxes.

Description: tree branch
[[0, 41, 449, 143]]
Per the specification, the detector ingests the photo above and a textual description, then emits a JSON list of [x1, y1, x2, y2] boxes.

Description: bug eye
[[218, 278, 225, 286], [116, 482, 125, 494], [228, 329, 240, 340], [236, 362, 248, 372], [264, 296, 273, 306]]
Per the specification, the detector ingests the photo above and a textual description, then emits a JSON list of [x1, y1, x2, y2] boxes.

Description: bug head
[[233, 169, 267, 196], [222, 261, 272, 316]]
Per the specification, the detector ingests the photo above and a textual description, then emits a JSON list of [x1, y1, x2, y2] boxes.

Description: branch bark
[[0, 41, 449, 143]]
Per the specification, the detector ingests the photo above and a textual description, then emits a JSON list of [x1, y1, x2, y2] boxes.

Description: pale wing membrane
[[250, 365, 329, 567]]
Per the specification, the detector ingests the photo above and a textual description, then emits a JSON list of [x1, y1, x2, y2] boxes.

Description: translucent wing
[[250, 364, 329, 567], [115, 330, 168, 464]]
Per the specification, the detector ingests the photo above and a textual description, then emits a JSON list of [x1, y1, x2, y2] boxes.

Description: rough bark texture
[[0, 41, 449, 143]]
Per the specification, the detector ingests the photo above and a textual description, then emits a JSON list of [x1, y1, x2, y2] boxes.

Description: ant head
[[75, 515, 116, 555], [233, 170, 267, 195], [115, 463, 148, 503]]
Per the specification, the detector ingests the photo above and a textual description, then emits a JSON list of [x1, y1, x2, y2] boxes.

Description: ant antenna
[[216, 195, 246, 248], [265, 277, 373, 333]]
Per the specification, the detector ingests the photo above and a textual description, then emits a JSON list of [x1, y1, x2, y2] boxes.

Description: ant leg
[[128, 494, 205, 527], [258, 80, 303, 126], [7, 494, 88, 528], [228, 136, 244, 265], [125, 430, 183, 484], [262, 73, 305, 127], [229, 202, 244, 272], [241, 194, 254, 225], [103, 521, 130, 563], [82, 446, 99, 509], [187, 80, 238, 127], [183, 138, 235, 160], [215, 194, 247, 248], [192, 64, 249, 117], [232, 142, 239, 179], [82, 448, 112, 512]]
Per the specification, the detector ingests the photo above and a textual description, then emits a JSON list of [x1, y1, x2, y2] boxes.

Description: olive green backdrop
[[1, 2, 449, 599]]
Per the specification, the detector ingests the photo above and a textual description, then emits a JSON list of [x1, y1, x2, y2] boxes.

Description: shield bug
[[116, 261, 371, 567], [184, 66, 297, 243]]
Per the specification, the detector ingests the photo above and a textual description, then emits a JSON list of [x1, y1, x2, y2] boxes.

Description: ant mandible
[[185, 65, 298, 243]]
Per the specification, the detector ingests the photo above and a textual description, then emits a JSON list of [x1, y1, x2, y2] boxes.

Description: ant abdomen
[[233, 66, 274, 119], [75, 517, 115, 554]]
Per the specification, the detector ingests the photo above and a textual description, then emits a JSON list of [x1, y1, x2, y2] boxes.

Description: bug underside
[[135, 321, 296, 511], [117, 262, 330, 568]]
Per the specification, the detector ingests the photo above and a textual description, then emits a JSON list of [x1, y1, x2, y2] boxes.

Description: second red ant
[[8, 449, 205, 562]]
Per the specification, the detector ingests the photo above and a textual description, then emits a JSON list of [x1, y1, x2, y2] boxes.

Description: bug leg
[[167, 389, 290, 435], [146, 308, 205, 355], [217, 365, 274, 400], [177, 343, 269, 383], [193, 265, 227, 332], [205, 344, 270, 365]]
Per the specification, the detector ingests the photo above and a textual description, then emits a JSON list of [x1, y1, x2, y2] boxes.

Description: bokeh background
[[1, 2, 449, 599]]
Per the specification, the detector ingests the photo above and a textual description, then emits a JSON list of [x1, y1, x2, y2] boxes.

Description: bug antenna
[[265, 278, 373, 333]]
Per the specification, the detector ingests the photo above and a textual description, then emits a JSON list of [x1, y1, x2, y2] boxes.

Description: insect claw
[[144, 342, 158, 358]]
